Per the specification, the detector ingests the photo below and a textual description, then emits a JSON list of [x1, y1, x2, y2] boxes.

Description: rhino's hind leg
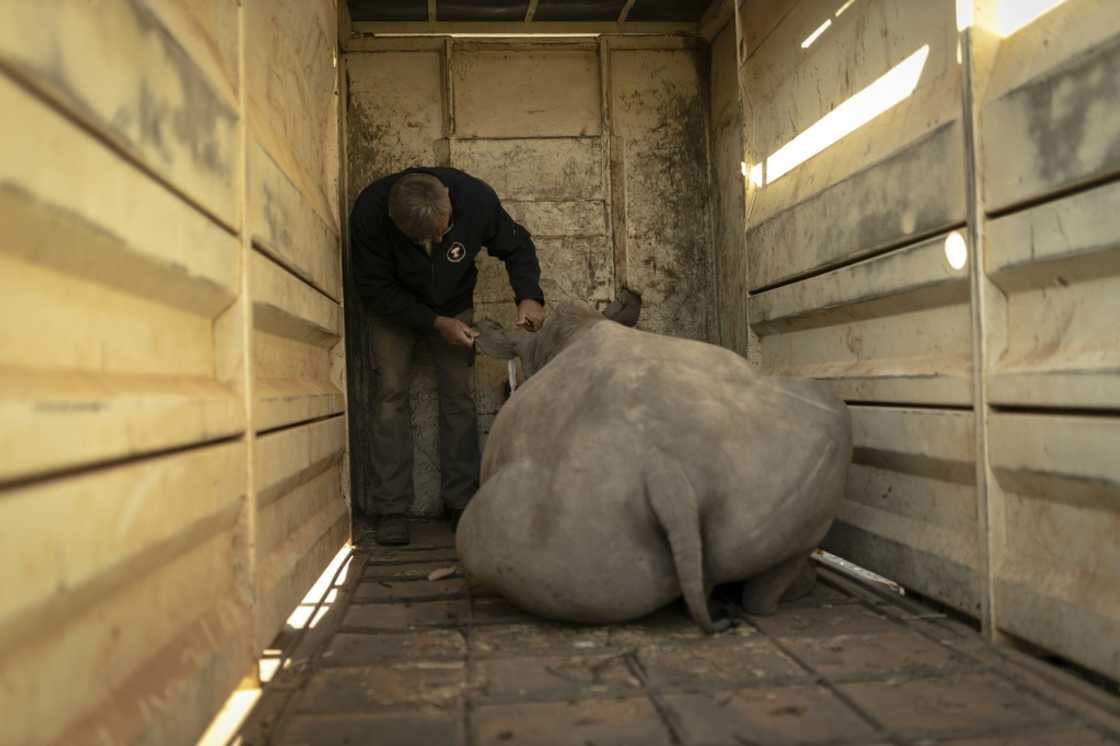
[[782, 558, 817, 603], [645, 465, 730, 634], [741, 553, 814, 616]]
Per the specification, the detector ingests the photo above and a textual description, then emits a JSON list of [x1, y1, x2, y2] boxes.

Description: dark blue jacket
[[350, 167, 545, 331]]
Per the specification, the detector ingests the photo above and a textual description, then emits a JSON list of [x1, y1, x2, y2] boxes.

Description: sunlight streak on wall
[[764, 45, 930, 184], [997, 0, 1068, 36], [802, 19, 833, 49]]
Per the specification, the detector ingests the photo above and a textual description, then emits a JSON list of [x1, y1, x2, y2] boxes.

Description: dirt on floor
[[237, 521, 1120, 746]]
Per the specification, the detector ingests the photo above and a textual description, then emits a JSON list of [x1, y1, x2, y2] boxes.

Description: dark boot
[[375, 515, 410, 546]]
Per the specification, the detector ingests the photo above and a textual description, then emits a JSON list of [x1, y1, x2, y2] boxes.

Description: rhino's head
[[474, 287, 642, 380]]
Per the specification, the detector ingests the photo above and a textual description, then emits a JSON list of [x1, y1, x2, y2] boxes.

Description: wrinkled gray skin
[[457, 296, 852, 632]]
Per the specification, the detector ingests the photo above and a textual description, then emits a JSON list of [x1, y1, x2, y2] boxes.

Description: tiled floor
[[239, 521, 1120, 746]]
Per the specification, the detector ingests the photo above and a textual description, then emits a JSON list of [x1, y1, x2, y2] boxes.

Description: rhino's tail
[[645, 463, 730, 634]]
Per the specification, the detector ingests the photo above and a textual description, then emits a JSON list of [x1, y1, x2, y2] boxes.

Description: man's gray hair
[[388, 173, 451, 241]]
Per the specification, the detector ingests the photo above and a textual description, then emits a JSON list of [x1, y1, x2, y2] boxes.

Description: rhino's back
[[484, 322, 842, 484]]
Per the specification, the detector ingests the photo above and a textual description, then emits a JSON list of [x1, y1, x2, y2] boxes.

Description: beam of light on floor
[[764, 44, 930, 184], [194, 688, 262, 746]]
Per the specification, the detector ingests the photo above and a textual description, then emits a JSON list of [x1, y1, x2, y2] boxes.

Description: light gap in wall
[[0, 432, 245, 492], [256, 411, 346, 439], [989, 404, 1120, 420], [763, 44, 930, 184], [372, 33, 599, 38], [844, 400, 974, 411], [195, 545, 352, 746], [801, 19, 832, 49], [998, 0, 1069, 36]]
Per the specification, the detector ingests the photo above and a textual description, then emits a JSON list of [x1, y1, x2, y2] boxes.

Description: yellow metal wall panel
[[476, 236, 613, 306], [250, 250, 342, 347], [735, 0, 974, 613], [503, 200, 608, 238], [451, 137, 605, 201], [985, 147, 1120, 412], [972, 0, 1120, 678], [744, 0, 956, 158], [742, 0, 965, 289], [254, 416, 348, 648], [981, 0, 1120, 213], [244, 0, 340, 229], [244, 0, 348, 660], [345, 50, 446, 207], [0, 0, 241, 229], [750, 233, 973, 405], [824, 406, 980, 614], [737, 0, 803, 58], [257, 507, 349, 652], [0, 0, 346, 742], [0, 74, 240, 319], [0, 74, 243, 482], [746, 116, 967, 290], [0, 445, 246, 746], [249, 140, 344, 301], [453, 45, 602, 138], [250, 249, 345, 433], [255, 416, 348, 508], [988, 412, 1120, 680]]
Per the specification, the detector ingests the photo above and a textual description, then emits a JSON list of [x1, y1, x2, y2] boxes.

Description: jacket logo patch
[[447, 242, 466, 263]]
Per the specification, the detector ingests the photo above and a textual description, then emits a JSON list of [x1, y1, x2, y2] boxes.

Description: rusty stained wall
[[344, 37, 715, 517], [0, 1, 347, 744], [708, 20, 750, 359], [732, 0, 1120, 682]]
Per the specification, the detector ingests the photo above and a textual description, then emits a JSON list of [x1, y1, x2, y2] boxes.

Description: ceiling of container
[[348, 0, 710, 24]]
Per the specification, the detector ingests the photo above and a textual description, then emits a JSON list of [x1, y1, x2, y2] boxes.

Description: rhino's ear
[[473, 319, 519, 360], [602, 286, 642, 328]]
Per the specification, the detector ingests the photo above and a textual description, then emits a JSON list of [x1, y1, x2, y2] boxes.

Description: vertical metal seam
[[444, 37, 456, 141], [337, 36, 355, 530], [235, 0, 260, 670], [599, 37, 616, 301], [960, 25, 997, 640], [731, 0, 754, 361], [702, 35, 723, 346]]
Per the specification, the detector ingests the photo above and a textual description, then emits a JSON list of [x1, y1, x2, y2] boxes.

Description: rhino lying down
[[457, 296, 852, 632]]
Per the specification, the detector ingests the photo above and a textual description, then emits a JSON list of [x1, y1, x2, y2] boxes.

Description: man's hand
[[515, 299, 546, 332], [434, 315, 479, 347]]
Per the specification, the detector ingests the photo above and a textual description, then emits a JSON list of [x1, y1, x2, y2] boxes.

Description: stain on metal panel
[[611, 47, 714, 341], [0, 0, 241, 226]]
